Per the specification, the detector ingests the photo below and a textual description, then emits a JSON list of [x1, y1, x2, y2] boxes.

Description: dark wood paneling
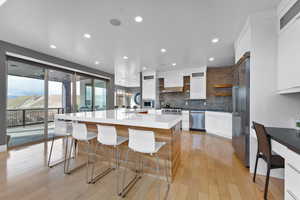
[[207, 66, 234, 97]]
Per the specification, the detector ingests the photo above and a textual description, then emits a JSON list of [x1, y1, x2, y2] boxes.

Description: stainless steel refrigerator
[[232, 52, 250, 167]]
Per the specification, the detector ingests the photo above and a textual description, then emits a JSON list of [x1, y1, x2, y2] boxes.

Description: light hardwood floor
[[0, 131, 283, 200]]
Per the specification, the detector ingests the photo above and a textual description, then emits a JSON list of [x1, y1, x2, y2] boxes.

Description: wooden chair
[[252, 122, 284, 200]]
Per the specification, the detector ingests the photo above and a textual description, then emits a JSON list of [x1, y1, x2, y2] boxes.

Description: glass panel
[[6, 59, 45, 147], [115, 88, 126, 108], [48, 69, 73, 134], [94, 79, 107, 110], [76, 74, 93, 112]]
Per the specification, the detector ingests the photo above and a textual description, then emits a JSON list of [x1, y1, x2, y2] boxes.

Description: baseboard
[[0, 145, 7, 152]]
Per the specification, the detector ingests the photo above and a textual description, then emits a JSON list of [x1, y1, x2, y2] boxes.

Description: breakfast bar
[[55, 109, 182, 182]]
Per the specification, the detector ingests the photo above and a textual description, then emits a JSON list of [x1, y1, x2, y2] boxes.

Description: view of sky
[[7, 75, 62, 98]]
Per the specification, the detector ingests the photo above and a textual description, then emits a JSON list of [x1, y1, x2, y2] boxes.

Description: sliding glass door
[[47, 69, 73, 135], [94, 79, 107, 110], [6, 58, 46, 147], [6, 57, 108, 147], [75, 74, 93, 112]]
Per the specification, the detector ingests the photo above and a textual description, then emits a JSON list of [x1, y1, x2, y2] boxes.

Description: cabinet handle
[[288, 163, 300, 174], [287, 190, 299, 200]]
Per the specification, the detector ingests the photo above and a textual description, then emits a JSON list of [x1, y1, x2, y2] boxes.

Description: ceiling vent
[[280, 0, 300, 29], [110, 19, 121, 26]]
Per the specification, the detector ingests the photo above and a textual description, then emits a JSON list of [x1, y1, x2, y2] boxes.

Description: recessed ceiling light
[[209, 57, 215, 62], [83, 33, 91, 39], [161, 48, 167, 53], [95, 61, 100, 65], [142, 66, 147, 71], [172, 62, 177, 66], [134, 16, 143, 23], [123, 56, 128, 60], [211, 38, 219, 43], [50, 45, 57, 49], [0, 0, 7, 7]]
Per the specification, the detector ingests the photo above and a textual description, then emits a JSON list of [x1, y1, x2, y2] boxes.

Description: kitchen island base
[[76, 121, 181, 182]]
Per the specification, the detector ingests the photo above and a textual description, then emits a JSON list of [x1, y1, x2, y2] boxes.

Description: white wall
[[235, 10, 300, 178]]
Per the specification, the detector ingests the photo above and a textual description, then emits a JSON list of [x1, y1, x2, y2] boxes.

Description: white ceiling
[[0, 0, 279, 86]]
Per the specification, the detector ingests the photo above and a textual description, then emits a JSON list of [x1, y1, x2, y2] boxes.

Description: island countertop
[[55, 109, 182, 129]]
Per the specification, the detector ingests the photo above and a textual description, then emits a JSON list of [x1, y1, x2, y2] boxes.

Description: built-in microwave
[[143, 100, 154, 108]]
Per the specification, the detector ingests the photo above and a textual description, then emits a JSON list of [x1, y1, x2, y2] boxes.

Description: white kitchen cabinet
[[147, 109, 156, 114], [277, 0, 300, 93], [142, 71, 156, 100], [205, 111, 232, 139], [278, 18, 300, 92], [190, 72, 206, 99], [267, 137, 300, 200], [182, 111, 190, 131], [164, 71, 183, 88], [285, 148, 300, 200]]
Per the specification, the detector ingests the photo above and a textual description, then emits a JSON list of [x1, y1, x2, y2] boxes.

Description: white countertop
[[55, 109, 182, 129]]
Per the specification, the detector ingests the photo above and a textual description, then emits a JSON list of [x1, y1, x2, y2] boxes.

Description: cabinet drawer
[[285, 148, 300, 170], [271, 140, 287, 157], [286, 161, 300, 199], [286, 189, 300, 200]]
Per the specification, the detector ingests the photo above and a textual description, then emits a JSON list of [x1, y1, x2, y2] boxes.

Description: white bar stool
[[65, 122, 97, 184], [90, 125, 128, 191], [119, 128, 170, 199], [48, 120, 73, 172]]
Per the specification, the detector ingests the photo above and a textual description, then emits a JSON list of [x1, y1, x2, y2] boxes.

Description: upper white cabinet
[[142, 71, 156, 100], [157, 68, 207, 99], [277, 0, 300, 93], [161, 71, 183, 88], [190, 72, 206, 99]]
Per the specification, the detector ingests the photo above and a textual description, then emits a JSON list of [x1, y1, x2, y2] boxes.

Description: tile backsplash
[[159, 93, 232, 112]]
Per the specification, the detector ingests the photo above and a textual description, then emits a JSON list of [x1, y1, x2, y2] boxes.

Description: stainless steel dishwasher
[[190, 110, 205, 130]]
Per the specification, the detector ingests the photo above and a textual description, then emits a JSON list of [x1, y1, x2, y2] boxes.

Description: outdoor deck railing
[[7, 108, 64, 128]]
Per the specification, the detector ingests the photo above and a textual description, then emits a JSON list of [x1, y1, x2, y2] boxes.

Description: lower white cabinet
[[147, 109, 157, 114], [205, 111, 232, 139], [285, 149, 300, 200], [182, 111, 190, 131]]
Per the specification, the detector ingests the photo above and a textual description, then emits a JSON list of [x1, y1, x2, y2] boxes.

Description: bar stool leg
[[86, 141, 91, 184], [63, 136, 69, 174], [47, 137, 55, 167], [155, 155, 161, 200], [115, 147, 120, 194], [90, 144, 99, 183], [163, 158, 170, 200], [65, 138, 74, 174], [120, 149, 130, 196]]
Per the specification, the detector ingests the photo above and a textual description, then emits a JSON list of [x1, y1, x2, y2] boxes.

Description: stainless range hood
[[161, 87, 183, 93]]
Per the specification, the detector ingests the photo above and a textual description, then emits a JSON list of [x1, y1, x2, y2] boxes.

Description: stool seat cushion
[[53, 132, 72, 137], [75, 132, 97, 141]]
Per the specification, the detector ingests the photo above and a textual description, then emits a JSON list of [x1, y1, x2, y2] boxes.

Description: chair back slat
[[128, 129, 155, 153], [54, 120, 68, 135], [97, 125, 117, 146], [252, 122, 272, 161], [72, 122, 88, 140]]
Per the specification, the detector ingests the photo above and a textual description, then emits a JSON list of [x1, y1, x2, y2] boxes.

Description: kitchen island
[[55, 109, 182, 182]]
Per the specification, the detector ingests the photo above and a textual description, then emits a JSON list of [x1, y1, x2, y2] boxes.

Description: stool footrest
[[48, 156, 75, 168], [119, 173, 142, 198], [91, 167, 115, 184], [65, 162, 86, 175]]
